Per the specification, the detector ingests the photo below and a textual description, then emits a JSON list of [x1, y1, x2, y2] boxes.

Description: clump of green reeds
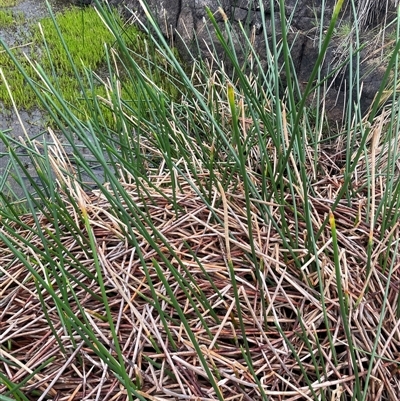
[[0, 0, 399, 400]]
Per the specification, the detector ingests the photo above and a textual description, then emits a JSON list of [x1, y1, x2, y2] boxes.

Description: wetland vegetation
[[0, 0, 399, 400]]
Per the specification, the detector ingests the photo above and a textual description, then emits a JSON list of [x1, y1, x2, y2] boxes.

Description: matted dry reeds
[[1, 142, 400, 400]]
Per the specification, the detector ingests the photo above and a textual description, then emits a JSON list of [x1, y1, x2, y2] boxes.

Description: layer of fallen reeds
[[0, 134, 399, 400]]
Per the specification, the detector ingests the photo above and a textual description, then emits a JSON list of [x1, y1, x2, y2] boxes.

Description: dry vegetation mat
[[1, 140, 399, 400]]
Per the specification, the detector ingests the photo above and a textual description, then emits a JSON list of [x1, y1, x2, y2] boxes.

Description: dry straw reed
[[1, 133, 399, 400]]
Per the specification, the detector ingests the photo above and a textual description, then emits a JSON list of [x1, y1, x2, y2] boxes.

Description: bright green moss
[[0, 0, 17, 7], [0, 6, 183, 124], [34, 7, 116, 72], [0, 7, 121, 109], [0, 10, 14, 25]]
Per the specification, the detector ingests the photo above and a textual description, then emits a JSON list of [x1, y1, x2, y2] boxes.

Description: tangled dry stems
[[1, 128, 399, 400]]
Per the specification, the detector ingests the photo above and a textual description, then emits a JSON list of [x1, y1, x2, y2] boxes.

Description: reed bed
[[1, 0, 400, 400], [1, 135, 399, 400]]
